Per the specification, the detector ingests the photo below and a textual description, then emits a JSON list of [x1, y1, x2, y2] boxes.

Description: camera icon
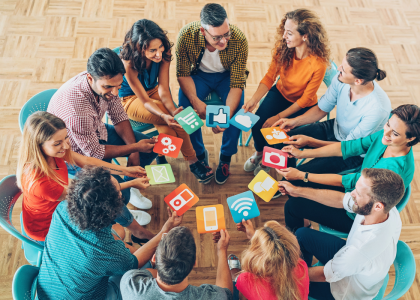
[[169, 189, 194, 210], [264, 152, 286, 167]]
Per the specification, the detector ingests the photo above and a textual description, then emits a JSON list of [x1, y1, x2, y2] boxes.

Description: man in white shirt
[[278, 168, 405, 300]]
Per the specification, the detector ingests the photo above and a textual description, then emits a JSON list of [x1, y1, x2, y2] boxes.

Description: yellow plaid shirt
[[176, 21, 249, 90]]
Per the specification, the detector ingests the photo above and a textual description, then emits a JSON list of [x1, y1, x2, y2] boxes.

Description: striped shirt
[[47, 71, 129, 159], [176, 21, 249, 90]]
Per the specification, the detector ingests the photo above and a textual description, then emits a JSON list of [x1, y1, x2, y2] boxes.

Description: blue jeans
[[178, 70, 244, 157], [296, 227, 346, 300]]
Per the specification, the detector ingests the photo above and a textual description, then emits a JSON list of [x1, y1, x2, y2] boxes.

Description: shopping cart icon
[[174, 106, 204, 134], [179, 111, 199, 128]]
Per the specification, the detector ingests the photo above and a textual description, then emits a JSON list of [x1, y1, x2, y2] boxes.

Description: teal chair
[[0, 175, 43, 267], [309, 241, 415, 300], [12, 264, 39, 300], [319, 184, 412, 239]]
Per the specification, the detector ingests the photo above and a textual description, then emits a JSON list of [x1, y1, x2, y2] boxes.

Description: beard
[[90, 81, 113, 102], [352, 197, 375, 216]]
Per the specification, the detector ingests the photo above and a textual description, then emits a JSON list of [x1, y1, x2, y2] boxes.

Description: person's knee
[[112, 224, 126, 240], [295, 227, 312, 242], [284, 197, 300, 216]]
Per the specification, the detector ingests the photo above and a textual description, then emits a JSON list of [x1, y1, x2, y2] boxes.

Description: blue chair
[[309, 241, 415, 300], [319, 184, 412, 239], [0, 175, 43, 267], [12, 264, 39, 300]]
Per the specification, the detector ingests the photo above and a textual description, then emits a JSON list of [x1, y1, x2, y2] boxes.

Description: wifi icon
[[227, 191, 261, 223]]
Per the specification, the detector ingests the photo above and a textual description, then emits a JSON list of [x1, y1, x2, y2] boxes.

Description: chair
[[18, 89, 58, 133], [0, 175, 43, 266], [12, 264, 39, 300], [319, 184, 412, 239]]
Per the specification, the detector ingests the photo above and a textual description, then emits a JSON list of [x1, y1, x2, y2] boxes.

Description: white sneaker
[[254, 163, 271, 176], [129, 188, 152, 209], [129, 210, 151, 226], [244, 153, 262, 172]]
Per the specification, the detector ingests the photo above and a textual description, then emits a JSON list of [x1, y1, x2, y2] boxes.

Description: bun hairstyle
[[346, 47, 386, 84]]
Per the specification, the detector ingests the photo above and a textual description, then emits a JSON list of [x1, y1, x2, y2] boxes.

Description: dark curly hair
[[391, 104, 420, 147], [67, 166, 124, 232], [119, 19, 173, 72]]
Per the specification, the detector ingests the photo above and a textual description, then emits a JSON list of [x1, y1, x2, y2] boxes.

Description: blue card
[[206, 105, 230, 128], [229, 109, 260, 132], [227, 191, 260, 223]]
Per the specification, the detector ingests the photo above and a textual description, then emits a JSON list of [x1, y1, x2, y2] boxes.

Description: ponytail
[[346, 47, 386, 84]]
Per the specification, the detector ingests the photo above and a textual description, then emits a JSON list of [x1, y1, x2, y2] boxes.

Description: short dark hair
[[87, 48, 126, 80], [346, 47, 386, 85], [391, 104, 420, 147], [362, 168, 405, 213], [67, 166, 124, 231], [200, 3, 228, 29], [155, 227, 196, 285]]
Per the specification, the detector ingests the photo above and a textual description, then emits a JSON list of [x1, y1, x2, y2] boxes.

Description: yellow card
[[248, 170, 278, 202]]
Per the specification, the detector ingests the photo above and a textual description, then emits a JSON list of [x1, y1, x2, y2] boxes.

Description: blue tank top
[[119, 61, 160, 97]]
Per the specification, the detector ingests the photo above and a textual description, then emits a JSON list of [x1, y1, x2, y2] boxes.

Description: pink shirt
[[236, 259, 309, 300]]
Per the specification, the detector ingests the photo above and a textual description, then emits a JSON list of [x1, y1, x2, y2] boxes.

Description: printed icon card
[[164, 183, 199, 216], [145, 164, 175, 185], [262, 146, 288, 169], [206, 105, 230, 128], [227, 191, 260, 223], [248, 170, 278, 202], [153, 133, 183, 158], [196, 204, 226, 233], [229, 109, 260, 132], [260, 127, 289, 144], [174, 107, 204, 134]]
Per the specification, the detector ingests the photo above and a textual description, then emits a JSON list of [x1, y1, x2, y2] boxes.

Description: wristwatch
[[303, 172, 309, 183]]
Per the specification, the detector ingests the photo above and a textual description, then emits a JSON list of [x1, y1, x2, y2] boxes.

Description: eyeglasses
[[204, 28, 231, 43]]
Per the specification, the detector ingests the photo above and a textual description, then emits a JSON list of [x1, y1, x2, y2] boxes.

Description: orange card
[[164, 184, 199, 216], [153, 133, 183, 158], [196, 204, 226, 233], [260, 127, 289, 145]]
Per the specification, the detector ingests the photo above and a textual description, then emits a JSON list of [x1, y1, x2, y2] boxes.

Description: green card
[[145, 164, 175, 185], [174, 106, 204, 134]]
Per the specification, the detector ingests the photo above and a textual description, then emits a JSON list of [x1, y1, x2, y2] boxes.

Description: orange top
[[260, 54, 327, 108]]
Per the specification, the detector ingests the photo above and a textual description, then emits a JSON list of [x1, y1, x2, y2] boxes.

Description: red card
[[153, 133, 183, 158], [262, 146, 288, 169], [164, 184, 199, 216]]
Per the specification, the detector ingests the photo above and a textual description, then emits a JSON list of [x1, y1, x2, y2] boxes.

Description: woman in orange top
[[243, 9, 330, 178]]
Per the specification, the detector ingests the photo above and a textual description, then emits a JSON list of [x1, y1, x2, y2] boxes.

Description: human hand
[[281, 145, 306, 159], [283, 135, 313, 149], [161, 207, 183, 233], [215, 229, 230, 254], [271, 118, 298, 132], [123, 166, 147, 178], [130, 177, 151, 190], [236, 219, 255, 240], [171, 106, 184, 117], [242, 99, 258, 113], [277, 181, 301, 197], [162, 114, 183, 129], [136, 137, 157, 153], [212, 125, 226, 134], [262, 115, 279, 128], [194, 99, 207, 119], [276, 167, 305, 181], [127, 152, 140, 167]]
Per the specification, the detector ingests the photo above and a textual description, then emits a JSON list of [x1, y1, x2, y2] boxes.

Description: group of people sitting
[[15, 2, 420, 300]]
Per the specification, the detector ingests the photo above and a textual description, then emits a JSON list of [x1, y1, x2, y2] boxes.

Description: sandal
[[227, 254, 241, 270], [131, 234, 150, 246], [244, 153, 262, 172]]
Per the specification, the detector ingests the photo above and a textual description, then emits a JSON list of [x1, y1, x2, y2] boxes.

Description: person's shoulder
[[192, 284, 233, 299], [179, 21, 201, 37], [308, 55, 328, 72], [230, 24, 247, 42], [120, 270, 155, 298]]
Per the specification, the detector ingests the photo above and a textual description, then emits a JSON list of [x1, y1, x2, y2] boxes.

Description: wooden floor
[[1, 0, 420, 299]]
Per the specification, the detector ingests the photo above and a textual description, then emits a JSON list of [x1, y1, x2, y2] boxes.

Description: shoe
[[198, 149, 210, 168], [253, 162, 271, 176], [215, 160, 230, 185], [129, 209, 151, 226], [244, 153, 262, 172], [190, 161, 214, 184], [129, 188, 152, 209], [131, 235, 150, 245], [156, 155, 168, 164]]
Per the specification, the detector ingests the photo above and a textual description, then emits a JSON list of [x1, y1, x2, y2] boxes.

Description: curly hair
[[274, 8, 330, 70], [119, 19, 173, 72], [67, 166, 124, 232]]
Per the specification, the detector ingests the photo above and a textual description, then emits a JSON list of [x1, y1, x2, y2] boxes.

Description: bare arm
[[215, 230, 233, 293], [309, 266, 326, 282], [226, 88, 243, 118], [282, 142, 343, 159], [243, 83, 269, 113], [157, 58, 177, 116]]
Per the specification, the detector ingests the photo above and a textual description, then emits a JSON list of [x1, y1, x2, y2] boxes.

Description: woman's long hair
[[274, 8, 330, 71], [17, 111, 74, 189], [119, 19, 173, 72], [241, 221, 305, 300]]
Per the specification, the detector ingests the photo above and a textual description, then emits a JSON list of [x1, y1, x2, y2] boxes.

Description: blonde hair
[[17, 112, 74, 189], [241, 221, 305, 300]]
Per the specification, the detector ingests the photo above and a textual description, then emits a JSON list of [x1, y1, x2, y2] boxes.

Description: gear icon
[[161, 137, 172, 146], [168, 144, 176, 151], [162, 148, 169, 154]]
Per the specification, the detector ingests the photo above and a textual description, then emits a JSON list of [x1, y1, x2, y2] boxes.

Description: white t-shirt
[[323, 193, 402, 300], [199, 48, 226, 73]]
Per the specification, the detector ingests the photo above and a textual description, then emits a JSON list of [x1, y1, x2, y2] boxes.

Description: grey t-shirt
[[120, 269, 233, 300]]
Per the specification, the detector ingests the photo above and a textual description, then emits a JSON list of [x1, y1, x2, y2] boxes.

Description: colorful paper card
[[262, 146, 288, 169], [206, 105, 230, 128], [164, 184, 199, 216], [260, 127, 289, 144], [153, 133, 183, 158], [196, 204, 226, 233], [174, 107, 204, 134], [145, 164, 175, 185], [227, 191, 260, 223], [229, 108, 260, 132], [248, 170, 278, 202]]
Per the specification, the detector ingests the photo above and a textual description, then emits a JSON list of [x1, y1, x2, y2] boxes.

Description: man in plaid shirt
[[176, 3, 249, 185], [48, 48, 158, 241]]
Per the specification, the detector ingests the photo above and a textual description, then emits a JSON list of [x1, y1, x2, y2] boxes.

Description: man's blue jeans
[[178, 70, 244, 158]]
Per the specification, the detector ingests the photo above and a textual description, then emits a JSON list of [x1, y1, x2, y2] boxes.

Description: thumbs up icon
[[209, 108, 227, 125], [206, 105, 231, 128]]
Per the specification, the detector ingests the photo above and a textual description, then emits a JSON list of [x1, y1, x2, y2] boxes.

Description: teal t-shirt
[[341, 129, 414, 192]]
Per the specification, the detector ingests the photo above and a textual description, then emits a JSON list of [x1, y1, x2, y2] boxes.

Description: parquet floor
[[0, 0, 420, 299]]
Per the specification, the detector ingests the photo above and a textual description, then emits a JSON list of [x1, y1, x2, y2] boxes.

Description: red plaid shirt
[[47, 71, 129, 159]]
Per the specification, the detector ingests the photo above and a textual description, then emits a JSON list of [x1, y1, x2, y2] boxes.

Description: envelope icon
[[145, 164, 175, 185], [152, 166, 169, 182]]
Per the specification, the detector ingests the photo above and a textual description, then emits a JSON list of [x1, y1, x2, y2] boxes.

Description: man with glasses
[[176, 3, 249, 185]]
